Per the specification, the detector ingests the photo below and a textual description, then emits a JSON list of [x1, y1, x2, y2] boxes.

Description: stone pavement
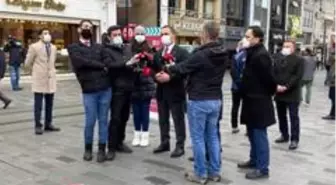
[[0, 71, 334, 185]]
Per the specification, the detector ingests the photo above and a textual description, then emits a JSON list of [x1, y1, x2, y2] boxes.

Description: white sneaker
[[140, 132, 150, 147], [132, 131, 141, 146]]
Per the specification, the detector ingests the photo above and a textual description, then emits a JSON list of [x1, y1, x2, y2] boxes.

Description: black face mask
[[81, 29, 92, 39]]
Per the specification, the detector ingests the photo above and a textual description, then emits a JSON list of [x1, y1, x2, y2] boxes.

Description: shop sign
[[170, 18, 203, 36], [225, 26, 245, 40], [6, 0, 66, 12]]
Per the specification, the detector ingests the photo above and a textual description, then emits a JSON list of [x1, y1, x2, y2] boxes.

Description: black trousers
[[108, 92, 131, 150], [231, 91, 243, 128], [276, 101, 300, 142], [34, 93, 54, 128], [329, 87, 335, 117], [158, 98, 186, 148]]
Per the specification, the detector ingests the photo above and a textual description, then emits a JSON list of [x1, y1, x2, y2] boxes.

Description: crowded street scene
[[0, 0, 335, 185]]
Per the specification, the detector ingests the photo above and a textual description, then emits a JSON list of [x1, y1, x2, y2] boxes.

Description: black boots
[[83, 143, 107, 163]]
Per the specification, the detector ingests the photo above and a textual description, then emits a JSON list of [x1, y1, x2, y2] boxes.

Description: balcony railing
[[168, 7, 215, 19]]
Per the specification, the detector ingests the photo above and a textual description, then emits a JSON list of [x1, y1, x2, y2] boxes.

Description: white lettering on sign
[[173, 20, 203, 32]]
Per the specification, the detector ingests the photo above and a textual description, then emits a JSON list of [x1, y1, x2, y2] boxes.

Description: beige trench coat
[[25, 41, 57, 93]]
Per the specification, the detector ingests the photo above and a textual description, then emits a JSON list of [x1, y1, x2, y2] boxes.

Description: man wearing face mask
[[151, 25, 189, 158], [273, 40, 304, 150], [102, 25, 136, 160], [25, 28, 59, 135], [68, 20, 111, 163], [237, 26, 277, 180]]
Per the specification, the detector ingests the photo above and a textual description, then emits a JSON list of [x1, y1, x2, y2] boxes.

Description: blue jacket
[[3, 40, 25, 66], [231, 50, 246, 91]]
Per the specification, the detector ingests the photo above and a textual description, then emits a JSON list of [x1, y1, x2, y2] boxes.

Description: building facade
[[268, 0, 287, 53], [2, 0, 116, 73], [301, 0, 315, 47], [166, 0, 222, 45]]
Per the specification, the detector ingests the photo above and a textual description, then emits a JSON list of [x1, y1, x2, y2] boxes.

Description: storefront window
[[203, 0, 214, 19], [226, 0, 245, 26], [0, 18, 97, 73], [186, 0, 198, 17]]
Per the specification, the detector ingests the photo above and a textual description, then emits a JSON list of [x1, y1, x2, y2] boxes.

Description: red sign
[[122, 23, 137, 41], [147, 36, 162, 50]]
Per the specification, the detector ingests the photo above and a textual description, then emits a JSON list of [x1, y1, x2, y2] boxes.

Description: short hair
[[107, 25, 121, 35], [161, 25, 177, 35], [247, 26, 264, 42], [38, 28, 50, 35], [203, 21, 220, 40], [283, 39, 296, 47], [79, 19, 93, 27], [305, 47, 313, 55]]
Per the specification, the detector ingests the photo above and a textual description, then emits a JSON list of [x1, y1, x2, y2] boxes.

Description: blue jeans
[[132, 98, 151, 131], [83, 88, 112, 145], [247, 127, 269, 174], [188, 100, 222, 178], [10, 65, 20, 90]]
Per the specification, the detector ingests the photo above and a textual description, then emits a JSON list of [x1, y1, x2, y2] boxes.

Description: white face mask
[[43, 34, 52, 43], [112, 36, 123, 46], [281, 48, 292, 56], [241, 38, 250, 48], [135, 35, 145, 43], [161, 35, 172, 46]]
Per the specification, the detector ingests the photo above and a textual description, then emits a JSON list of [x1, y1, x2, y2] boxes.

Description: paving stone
[[32, 161, 54, 170], [36, 179, 60, 185], [144, 176, 171, 185], [55, 156, 76, 164], [307, 180, 334, 185], [142, 159, 184, 172], [323, 168, 335, 174]]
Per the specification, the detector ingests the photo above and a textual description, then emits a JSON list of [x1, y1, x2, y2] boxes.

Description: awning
[[145, 27, 161, 36]]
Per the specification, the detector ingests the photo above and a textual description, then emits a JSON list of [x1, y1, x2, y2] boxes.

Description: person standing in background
[[230, 40, 246, 134], [68, 20, 111, 163], [301, 48, 317, 106], [273, 40, 304, 150], [323, 40, 335, 121], [4, 35, 25, 91], [130, 26, 156, 147], [0, 48, 11, 109], [25, 28, 60, 135]]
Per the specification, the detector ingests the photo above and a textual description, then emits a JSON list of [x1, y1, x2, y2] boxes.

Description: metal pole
[[322, 19, 327, 65], [126, 0, 129, 42]]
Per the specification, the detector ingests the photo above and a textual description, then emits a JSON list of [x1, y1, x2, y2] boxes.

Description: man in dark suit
[[237, 26, 277, 180], [0, 49, 11, 109], [151, 25, 189, 158]]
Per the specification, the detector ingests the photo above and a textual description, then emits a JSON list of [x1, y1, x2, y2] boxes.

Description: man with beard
[[68, 20, 111, 163], [102, 25, 136, 160], [151, 25, 189, 158]]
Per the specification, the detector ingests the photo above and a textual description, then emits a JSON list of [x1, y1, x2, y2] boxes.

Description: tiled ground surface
[[0, 70, 334, 185]]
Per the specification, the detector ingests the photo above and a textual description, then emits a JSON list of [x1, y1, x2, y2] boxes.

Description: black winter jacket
[[130, 40, 156, 100], [4, 40, 26, 66], [240, 43, 277, 128], [68, 42, 110, 93], [274, 54, 304, 102], [102, 43, 135, 93], [168, 42, 228, 100], [0, 50, 6, 79]]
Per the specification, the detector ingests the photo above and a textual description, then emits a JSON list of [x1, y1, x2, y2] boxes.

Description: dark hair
[[79, 19, 93, 27], [203, 21, 220, 40], [305, 48, 313, 56], [38, 28, 50, 35], [283, 39, 296, 47], [107, 25, 122, 35], [247, 26, 264, 42], [101, 32, 109, 44], [161, 25, 177, 35]]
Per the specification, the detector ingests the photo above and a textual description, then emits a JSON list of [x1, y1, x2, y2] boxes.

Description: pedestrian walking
[[230, 40, 246, 134], [163, 21, 227, 184], [237, 26, 277, 180], [301, 48, 317, 105], [3, 35, 25, 91], [322, 44, 335, 121], [151, 25, 189, 158], [68, 20, 111, 163], [102, 25, 135, 160], [0, 48, 11, 109], [273, 40, 304, 150], [24, 28, 60, 135], [129, 26, 156, 147]]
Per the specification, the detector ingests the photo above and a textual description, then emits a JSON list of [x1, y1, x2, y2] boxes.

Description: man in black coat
[[273, 40, 304, 150], [68, 20, 112, 163], [0, 49, 11, 109], [151, 25, 189, 158], [237, 26, 277, 180], [102, 25, 135, 160]]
